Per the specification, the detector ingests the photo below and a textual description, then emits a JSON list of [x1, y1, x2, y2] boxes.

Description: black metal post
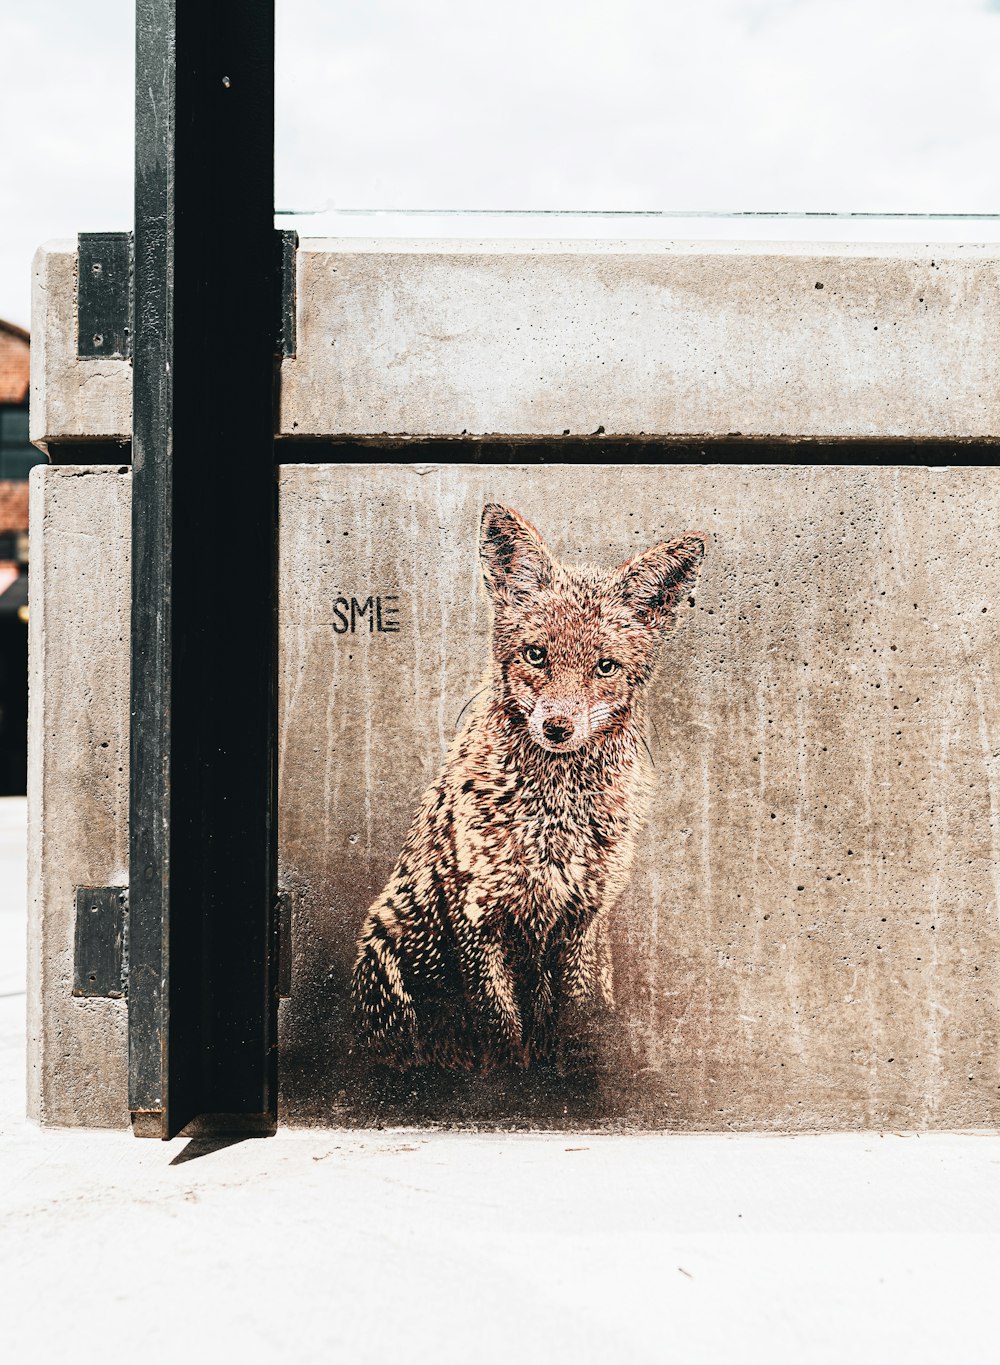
[[130, 0, 278, 1137]]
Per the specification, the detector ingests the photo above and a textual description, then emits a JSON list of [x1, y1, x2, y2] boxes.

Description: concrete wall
[[31, 462, 1000, 1130], [30, 239, 1000, 447], [277, 463, 1000, 1129], [29, 245, 132, 450], [27, 465, 130, 1127]]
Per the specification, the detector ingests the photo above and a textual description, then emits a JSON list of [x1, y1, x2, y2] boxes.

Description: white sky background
[[3, 0, 1000, 326]]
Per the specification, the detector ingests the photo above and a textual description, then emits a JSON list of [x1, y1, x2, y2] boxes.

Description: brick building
[[0, 318, 28, 395], [0, 319, 38, 793]]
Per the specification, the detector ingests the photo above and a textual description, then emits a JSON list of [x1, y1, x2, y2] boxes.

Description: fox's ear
[[613, 534, 707, 631], [480, 505, 556, 600]]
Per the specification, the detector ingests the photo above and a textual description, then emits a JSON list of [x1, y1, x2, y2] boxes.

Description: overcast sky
[[3, 0, 1000, 327]]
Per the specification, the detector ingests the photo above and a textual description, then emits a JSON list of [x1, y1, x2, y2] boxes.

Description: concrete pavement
[[4, 794, 1000, 1364]]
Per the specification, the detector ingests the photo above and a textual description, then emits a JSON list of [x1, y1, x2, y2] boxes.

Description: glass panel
[[0, 408, 44, 481], [276, 0, 1000, 222], [0, 450, 45, 481], [0, 409, 29, 444], [275, 208, 1000, 246], [4, 0, 134, 327]]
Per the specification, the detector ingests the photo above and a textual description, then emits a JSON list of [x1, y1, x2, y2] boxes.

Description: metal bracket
[[77, 233, 132, 360], [73, 886, 128, 997], [277, 229, 298, 359], [76, 230, 296, 364], [76, 232, 294, 365]]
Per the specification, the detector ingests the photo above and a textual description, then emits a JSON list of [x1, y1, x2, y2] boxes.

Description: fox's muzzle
[[529, 696, 594, 753]]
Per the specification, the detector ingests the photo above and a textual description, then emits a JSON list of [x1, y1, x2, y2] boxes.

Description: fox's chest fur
[[444, 707, 645, 939]]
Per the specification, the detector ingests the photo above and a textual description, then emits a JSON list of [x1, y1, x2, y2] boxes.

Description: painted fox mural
[[352, 505, 706, 1074]]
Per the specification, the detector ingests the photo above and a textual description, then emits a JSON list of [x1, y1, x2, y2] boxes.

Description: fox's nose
[[542, 716, 575, 745]]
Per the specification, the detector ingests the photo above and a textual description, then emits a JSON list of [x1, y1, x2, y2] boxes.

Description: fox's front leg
[[456, 911, 525, 1068], [352, 915, 421, 1066], [554, 913, 615, 1076], [559, 913, 615, 1010]]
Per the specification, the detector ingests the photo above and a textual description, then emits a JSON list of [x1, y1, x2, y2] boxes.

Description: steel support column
[[129, 0, 278, 1137]]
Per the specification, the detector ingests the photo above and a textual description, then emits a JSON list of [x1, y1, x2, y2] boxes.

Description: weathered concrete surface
[[27, 464, 130, 1127], [28, 463, 1000, 1130], [30, 238, 1000, 445], [29, 244, 133, 450], [282, 240, 1000, 439], [278, 463, 1000, 1130]]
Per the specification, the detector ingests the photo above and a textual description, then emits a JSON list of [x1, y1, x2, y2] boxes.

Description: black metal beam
[[130, 0, 278, 1138]]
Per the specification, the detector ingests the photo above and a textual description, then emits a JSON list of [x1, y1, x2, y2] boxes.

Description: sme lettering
[[332, 595, 401, 634]]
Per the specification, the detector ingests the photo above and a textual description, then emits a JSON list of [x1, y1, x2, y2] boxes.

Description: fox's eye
[[595, 658, 620, 677], [523, 644, 548, 668]]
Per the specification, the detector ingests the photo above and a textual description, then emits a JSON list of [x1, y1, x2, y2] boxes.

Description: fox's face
[[480, 505, 706, 755]]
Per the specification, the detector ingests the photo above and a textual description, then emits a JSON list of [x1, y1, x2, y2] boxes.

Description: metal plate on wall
[[73, 886, 128, 998]]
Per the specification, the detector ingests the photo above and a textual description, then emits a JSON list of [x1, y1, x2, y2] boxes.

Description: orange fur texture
[[352, 505, 706, 1074]]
